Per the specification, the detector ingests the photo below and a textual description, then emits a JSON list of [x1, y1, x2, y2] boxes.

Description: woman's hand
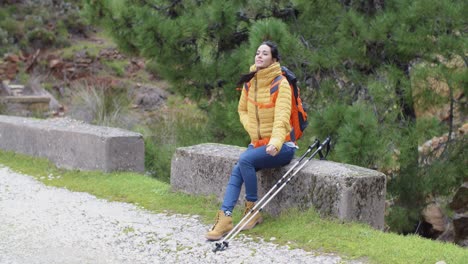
[[266, 144, 278, 156]]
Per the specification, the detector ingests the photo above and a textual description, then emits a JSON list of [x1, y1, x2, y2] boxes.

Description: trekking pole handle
[[308, 139, 320, 151], [303, 136, 331, 164], [322, 136, 331, 147], [298, 139, 320, 161], [318, 136, 331, 160], [220, 139, 320, 243]]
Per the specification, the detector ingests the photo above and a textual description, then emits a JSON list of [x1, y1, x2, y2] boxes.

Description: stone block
[[0, 115, 144, 172], [171, 143, 386, 229]]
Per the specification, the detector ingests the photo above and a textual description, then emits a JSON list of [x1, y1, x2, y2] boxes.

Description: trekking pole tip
[[212, 241, 229, 253], [212, 242, 222, 253]]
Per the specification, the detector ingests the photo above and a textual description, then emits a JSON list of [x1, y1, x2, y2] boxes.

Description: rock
[[49, 59, 63, 69], [4, 53, 20, 63], [453, 213, 468, 247], [132, 85, 168, 110], [0, 60, 19, 80], [450, 182, 468, 213], [171, 143, 387, 229], [448, 182, 468, 247], [437, 222, 454, 243], [459, 123, 468, 135], [422, 203, 446, 232], [418, 123, 467, 164], [99, 48, 125, 60], [0, 81, 11, 96], [8, 84, 25, 96], [450, 182, 468, 247]]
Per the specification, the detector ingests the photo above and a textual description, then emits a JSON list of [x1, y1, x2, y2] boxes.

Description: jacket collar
[[250, 62, 282, 86]]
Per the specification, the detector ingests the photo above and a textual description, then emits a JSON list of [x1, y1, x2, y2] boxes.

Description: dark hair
[[236, 41, 281, 86], [263, 40, 281, 62]]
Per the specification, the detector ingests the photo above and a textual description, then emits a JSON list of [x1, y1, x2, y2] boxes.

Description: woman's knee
[[238, 151, 254, 167]]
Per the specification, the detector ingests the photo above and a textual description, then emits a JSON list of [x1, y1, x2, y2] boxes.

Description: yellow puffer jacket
[[238, 62, 292, 151]]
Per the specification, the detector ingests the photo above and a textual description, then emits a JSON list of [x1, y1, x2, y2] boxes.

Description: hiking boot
[[240, 201, 263, 231], [205, 210, 233, 241]]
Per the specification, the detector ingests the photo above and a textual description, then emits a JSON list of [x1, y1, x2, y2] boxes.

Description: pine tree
[[85, 0, 467, 233]]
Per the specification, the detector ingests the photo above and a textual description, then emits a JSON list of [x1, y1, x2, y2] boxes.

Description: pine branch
[[462, 54, 468, 67], [140, 0, 183, 17], [139, 0, 181, 10]]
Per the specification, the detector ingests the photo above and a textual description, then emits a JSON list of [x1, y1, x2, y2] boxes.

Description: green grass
[[59, 40, 102, 60], [0, 150, 466, 264], [101, 60, 127, 77]]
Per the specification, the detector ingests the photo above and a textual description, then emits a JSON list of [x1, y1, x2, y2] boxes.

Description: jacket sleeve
[[268, 79, 292, 151], [238, 86, 249, 132]]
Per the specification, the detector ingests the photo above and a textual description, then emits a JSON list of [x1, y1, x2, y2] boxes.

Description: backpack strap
[[246, 75, 294, 147], [244, 75, 284, 109], [269, 75, 284, 94]]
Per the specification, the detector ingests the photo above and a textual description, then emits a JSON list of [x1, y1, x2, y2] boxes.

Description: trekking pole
[[212, 139, 320, 253], [213, 136, 331, 253]]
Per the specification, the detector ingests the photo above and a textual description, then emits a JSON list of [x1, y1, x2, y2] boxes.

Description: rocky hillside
[[0, 29, 170, 125], [0, 0, 170, 124]]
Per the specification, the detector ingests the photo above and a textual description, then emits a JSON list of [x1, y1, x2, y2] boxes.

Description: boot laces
[[243, 207, 250, 216], [209, 212, 221, 231], [244, 202, 255, 216]]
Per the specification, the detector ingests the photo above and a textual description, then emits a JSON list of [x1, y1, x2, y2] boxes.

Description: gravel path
[[0, 165, 360, 264]]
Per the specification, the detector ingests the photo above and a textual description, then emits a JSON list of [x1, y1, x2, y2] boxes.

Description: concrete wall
[[0, 115, 144, 172], [171, 143, 387, 230]]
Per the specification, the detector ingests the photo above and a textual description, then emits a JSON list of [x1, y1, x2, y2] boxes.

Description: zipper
[[254, 76, 261, 140]]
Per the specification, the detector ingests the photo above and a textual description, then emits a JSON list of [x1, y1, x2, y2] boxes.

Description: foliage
[[101, 60, 127, 77], [26, 28, 56, 49], [0, 27, 9, 54], [60, 41, 101, 60], [137, 96, 211, 182], [387, 136, 467, 235], [84, 0, 468, 232], [334, 103, 388, 168], [207, 99, 249, 146], [0, 100, 6, 114], [421, 138, 467, 195], [67, 81, 131, 127], [0, 0, 90, 56]]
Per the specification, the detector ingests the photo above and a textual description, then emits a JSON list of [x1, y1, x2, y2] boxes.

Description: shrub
[[0, 27, 9, 55], [67, 81, 130, 127], [63, 11, 88, 36], [26, 28, 56, 50], [140, 96, 210, 182], [0, 16, 23, 42], [207, 100, 248, 147]]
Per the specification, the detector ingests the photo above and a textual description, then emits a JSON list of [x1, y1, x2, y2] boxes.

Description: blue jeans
[[220, 143, 296, 212]]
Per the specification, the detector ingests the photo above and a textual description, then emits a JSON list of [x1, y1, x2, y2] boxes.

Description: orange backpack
[[244, 66, 308, 146]]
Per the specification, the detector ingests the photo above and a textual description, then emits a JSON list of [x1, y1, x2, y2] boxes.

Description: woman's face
[[255, 44, 276, 70]]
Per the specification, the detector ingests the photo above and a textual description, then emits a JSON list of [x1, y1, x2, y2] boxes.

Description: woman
[[205, 41, 297, 241]]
